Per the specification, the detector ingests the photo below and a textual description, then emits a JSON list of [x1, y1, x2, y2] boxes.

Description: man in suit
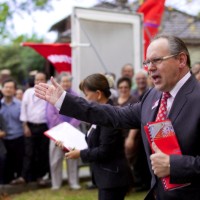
[[35, 34, 200, 200]]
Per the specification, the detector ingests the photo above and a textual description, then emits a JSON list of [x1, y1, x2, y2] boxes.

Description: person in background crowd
[[0, 79, 24, 184], [131, 70, 149, 101], [113, 77, 138, 139], [114, 76, 150, 191], [121, 63, 135, 89], [191, 62, 200, 81], [57, 73, 133, 200], [104, 72, 116, 82], [46, 72, 81, 190], [0, 69, 11, 89], [27, 75, 35, 88], [35, 34, 200, 200], [114, 77, 137, 107], [13, 72, 49, 186], [0, 90, 3, 100], [0, 102, 6, 185], [15, 88, 24, 101], [104, 72, 118, 100]]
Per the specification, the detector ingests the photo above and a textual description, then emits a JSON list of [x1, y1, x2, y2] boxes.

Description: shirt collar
[[169, 71, 191, 98], [1, 97, 17, 105]]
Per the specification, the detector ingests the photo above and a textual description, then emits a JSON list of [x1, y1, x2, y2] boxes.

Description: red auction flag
[[21, 43, 72, 73], [137, 0, 166, 58]]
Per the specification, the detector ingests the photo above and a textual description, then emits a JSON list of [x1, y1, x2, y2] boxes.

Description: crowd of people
[[0, 72, 83, 189], [0, 34, 200, 200], [0, 63, 152, 190]]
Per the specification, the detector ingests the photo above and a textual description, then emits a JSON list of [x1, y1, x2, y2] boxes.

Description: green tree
[[0, 34, 46, 85], [0, 0, 52, 40]]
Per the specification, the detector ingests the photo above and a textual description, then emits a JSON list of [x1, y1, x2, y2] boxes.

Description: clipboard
[[44, 122, 88, 152]]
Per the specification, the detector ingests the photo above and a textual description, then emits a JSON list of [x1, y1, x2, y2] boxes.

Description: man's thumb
[[152, 142, 161, 153], [51, 76, 60, 88]]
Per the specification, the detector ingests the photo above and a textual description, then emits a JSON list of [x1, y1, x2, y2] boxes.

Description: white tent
[[71, 7, 143, 92]]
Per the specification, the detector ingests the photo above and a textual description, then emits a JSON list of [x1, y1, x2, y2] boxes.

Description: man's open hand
[[35, 77, 64, 105]]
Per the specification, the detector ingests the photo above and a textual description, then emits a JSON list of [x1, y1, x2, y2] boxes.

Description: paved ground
[[0, 166, 91, 195]]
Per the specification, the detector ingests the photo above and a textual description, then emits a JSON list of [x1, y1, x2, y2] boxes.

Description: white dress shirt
[[20, 87, 47, 123], [55, 91, 66, 110]]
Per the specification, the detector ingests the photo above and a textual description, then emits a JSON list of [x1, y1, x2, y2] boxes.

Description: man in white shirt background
[[15, 72, 49, 186]]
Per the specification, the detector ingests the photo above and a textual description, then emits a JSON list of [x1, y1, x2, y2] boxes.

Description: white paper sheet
[[44, 122, 87, 151]]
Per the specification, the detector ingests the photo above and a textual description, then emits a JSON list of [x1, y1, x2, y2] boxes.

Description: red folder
[[144, 119, 190, 190]]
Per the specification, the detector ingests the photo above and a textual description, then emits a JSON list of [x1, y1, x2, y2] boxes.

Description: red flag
[[21, 43, 72, 73], [137, 0, 166, 58]]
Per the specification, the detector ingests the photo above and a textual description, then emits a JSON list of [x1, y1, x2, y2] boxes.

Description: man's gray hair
[[57, 72, 73, 83], [153, 34, 191, 68]]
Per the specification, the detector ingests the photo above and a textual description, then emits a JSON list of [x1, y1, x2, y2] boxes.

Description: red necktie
[[156, 92, 171, 121]]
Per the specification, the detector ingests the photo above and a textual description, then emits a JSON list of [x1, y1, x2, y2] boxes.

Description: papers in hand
[[44, 122, 88, 151]]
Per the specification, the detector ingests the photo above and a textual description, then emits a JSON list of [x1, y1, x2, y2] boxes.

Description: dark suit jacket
[[60, 75, 200, 200], [0, 115, 6, 156], [80, 100, 133, 189]]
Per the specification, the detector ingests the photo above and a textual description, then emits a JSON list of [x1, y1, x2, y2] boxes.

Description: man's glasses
[[143, 54, 178, 68]]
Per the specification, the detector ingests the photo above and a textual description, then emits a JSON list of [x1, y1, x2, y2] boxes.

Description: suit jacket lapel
[[168, 75, 195, 123], [141, 90, 162, 153]]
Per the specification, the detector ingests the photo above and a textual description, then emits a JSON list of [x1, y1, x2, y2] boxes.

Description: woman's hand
[[65, 149, 80, 159], [55, 141, 64, 150]]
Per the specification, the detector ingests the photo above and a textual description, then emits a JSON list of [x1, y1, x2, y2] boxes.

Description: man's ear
[[179, 52, 187, 69]]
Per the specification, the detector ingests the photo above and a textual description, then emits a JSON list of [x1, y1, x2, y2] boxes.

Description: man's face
[[146, 38, 180, 92], [135, 73, 147, 90], [2, 81, 16, 98], [121, 66, 134, 79], [15, 89, 23, 100], [60, 76, 72, 91], [192, 64, 200, 82], [34, 73, 46, 85], [196, 71, 200, 82]]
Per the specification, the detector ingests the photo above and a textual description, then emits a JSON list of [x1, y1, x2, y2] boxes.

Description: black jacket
[[0, 115, 6, 156], [80, 100, 133, 189]]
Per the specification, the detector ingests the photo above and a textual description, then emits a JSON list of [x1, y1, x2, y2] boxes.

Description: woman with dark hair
[[114, 76, 150, 191], [57, 73, 133, 200], [114, 77, 138, 108]]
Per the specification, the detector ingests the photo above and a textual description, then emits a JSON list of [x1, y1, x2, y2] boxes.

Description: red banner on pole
[[21, 43, 72, 73], [137, 0, 166, 58]]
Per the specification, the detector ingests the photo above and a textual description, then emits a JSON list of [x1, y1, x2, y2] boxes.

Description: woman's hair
[[79, 73, 111, 98], [117, 77, 132, 89]]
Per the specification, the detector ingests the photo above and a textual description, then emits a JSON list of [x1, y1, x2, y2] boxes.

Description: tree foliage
[[0, 0, 52, 40], [0, 35, 46, 85], [0, 1, 51, 85]]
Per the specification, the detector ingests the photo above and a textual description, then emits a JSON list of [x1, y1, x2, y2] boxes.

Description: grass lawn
[[10, 186, 147, 200]]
